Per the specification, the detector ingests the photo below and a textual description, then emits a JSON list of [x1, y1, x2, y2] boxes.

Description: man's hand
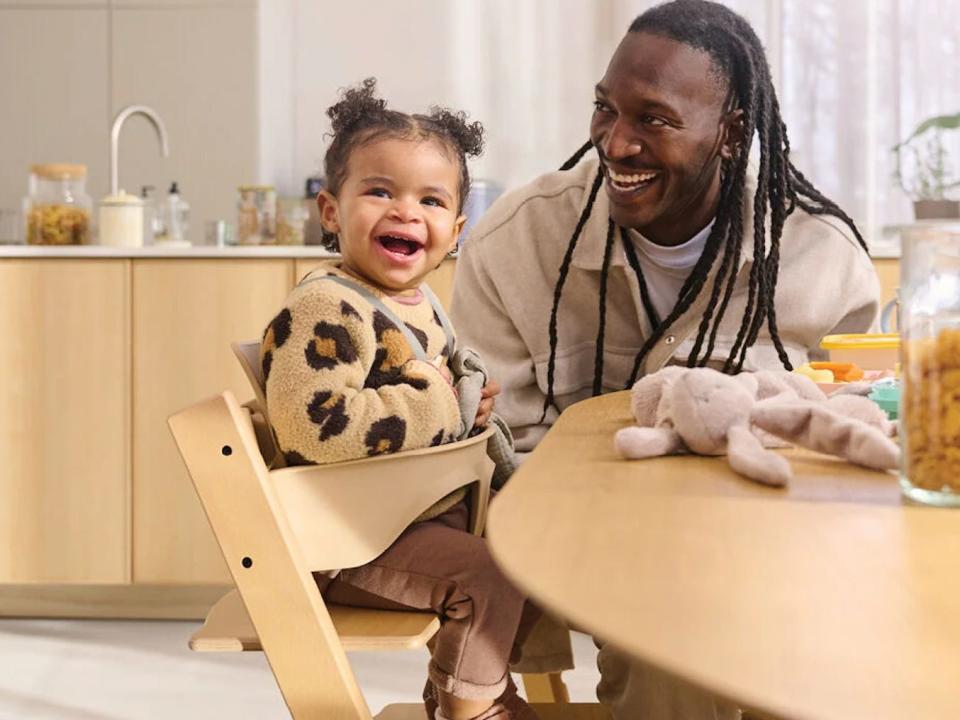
[[474, 379, 501, 428]]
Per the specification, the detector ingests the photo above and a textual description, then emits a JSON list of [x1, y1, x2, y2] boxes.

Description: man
[[451, 1, 879, 718]]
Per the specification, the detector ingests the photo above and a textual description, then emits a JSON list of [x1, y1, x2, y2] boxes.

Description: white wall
[[258, 0, 636, 196], [0, 0, 258, 245]]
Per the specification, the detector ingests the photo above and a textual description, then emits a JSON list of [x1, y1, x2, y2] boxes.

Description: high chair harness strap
[[300, 274, 456, 360]]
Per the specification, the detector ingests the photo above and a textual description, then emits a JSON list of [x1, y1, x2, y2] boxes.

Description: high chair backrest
[[232, 339, 268, 410], [168, 391, 494, 718]]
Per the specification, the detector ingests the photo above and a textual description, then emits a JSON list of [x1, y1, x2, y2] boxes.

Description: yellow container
[[819, 333, 899, 371]]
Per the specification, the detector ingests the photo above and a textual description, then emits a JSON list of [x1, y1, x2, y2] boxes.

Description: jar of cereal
[[24, 164, 92, 245], [900, 223, 960, 506]]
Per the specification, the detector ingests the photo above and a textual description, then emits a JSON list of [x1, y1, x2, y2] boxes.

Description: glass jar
[[237, 185, 276, 245], [899, 223, 960, 506], [275, 198, 308, 246], [24, 164, 92, 245]]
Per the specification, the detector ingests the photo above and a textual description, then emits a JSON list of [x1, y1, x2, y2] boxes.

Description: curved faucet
[[110, 105, 170, 196]]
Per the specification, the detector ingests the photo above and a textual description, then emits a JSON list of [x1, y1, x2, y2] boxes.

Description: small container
[[205, 220, 235, 247], [868, 379, 900, 421], [0, 209, 21, 244], [141, 186, 163, 245], [819, 333, 900, 371], [237, 185, 276, 245], [899, 224, 960, 507], [276, 198, 308, 246], [98, 191, 144, 247], [24, 164, 92, 245]]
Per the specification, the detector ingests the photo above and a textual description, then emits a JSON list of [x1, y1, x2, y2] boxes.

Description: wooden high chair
[[167, 342, 608, 720]]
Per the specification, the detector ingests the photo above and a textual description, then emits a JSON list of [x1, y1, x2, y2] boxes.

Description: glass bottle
[[899, 223, 960, 506]]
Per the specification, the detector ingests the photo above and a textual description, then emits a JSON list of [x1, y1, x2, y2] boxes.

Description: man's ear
[[720, 108, 746, 161], [317, 190, 341, 234]]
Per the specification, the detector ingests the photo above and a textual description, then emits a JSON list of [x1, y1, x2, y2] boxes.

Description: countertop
[[0, 245, 339, 259]]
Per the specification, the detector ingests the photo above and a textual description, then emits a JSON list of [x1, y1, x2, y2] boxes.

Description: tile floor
[[0, 619, 600, 719]]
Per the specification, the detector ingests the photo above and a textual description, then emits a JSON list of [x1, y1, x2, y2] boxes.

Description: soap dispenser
[[163, 181, 190, 246]]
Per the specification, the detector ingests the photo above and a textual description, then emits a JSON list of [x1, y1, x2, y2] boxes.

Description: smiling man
[[451, 0, 879, 718]]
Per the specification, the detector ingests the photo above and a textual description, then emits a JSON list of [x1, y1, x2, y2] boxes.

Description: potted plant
[[892, 111, 960, 219]]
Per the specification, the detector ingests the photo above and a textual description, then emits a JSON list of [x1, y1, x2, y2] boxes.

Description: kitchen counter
[[0, 244, 339, 258]]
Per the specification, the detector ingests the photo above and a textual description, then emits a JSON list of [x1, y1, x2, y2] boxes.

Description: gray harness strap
[[300, 273, 455, 360]]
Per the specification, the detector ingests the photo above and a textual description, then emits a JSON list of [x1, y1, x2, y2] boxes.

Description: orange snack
[[810, 361, 864, 383]]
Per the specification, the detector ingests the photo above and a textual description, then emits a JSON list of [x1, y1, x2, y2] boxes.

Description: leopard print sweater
[[260, 262, 465, 518]]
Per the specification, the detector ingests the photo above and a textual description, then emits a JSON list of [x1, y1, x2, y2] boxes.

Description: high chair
[[167, 341, 609, 720]]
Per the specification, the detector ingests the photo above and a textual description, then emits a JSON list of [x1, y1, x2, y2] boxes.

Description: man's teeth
[[608, 169, 657, 189]]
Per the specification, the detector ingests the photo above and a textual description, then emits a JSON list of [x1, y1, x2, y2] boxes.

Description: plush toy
[[614, 367, 899, 487]]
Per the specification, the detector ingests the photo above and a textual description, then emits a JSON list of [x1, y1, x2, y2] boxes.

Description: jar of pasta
[[24, 164, 92, 245], [900, 223, 960, 506]]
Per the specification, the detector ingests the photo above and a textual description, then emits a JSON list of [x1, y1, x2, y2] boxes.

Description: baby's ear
[[317, 190, 341, 234], [449, 214, 467, 252]]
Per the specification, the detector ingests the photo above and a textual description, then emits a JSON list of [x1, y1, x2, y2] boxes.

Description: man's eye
[[593, 100, 612, 113], [642, 115, 667, 127], [367, 187, 390, 198], [422, 196, 445, 208]]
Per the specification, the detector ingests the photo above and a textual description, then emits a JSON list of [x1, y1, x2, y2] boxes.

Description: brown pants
[[319, 501, 538, 714]]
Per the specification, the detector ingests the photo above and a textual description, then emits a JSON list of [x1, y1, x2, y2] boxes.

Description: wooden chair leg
[[521, 672, 570, 703]]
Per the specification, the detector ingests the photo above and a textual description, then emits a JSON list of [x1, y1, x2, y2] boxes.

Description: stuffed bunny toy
[[614, 367, 899, 487]]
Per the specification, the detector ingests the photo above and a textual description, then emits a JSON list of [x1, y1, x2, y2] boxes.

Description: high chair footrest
[[190, 589, 439, 652]]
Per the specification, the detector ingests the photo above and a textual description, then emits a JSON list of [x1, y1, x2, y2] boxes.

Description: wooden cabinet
[[132, 260, 291, 583], [0, 253, 897, 609], [0, 260, 129, 583]]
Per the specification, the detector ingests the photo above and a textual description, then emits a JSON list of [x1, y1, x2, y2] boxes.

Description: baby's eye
[[421, 196, 446, 208], [366, 187, 391, 198]]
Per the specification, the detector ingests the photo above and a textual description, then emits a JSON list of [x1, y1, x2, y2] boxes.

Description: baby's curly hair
[[321, 78, 485, 251]]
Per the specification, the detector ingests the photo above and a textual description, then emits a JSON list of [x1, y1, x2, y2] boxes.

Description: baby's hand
[[474, 379, 501, 428]]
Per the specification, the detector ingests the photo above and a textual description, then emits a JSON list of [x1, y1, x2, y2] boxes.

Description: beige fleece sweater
[[261, 262, 462, 473], [450, 157, 880, 454]]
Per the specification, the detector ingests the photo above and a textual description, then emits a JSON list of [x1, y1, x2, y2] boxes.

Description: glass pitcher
[[899, 223, 960, 506]]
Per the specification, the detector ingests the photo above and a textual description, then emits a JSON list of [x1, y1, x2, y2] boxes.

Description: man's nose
[[601, 120, 643, 161]]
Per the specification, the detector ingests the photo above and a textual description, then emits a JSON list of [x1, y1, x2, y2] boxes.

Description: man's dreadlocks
[[539, 0, 868, 420]]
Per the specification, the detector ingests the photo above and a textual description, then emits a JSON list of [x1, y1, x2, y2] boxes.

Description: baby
[[260, 79, 536, 720]]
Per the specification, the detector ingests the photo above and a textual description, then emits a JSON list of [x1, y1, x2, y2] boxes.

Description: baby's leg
[[322, 501, 536, 719]]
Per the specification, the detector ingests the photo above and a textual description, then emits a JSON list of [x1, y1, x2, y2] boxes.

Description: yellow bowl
[[819, 333, 899, 371]]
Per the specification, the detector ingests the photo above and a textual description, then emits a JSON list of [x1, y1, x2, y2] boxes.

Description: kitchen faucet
[[109, 105, 170, 196]]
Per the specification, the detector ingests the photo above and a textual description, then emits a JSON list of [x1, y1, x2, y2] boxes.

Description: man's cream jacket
[[451, 157, 880, 453]]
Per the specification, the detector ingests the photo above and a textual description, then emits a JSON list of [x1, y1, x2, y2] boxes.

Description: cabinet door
[[132, 260, 291, 583], [294, 257, 458, 311], [0, 260, 130, 583]]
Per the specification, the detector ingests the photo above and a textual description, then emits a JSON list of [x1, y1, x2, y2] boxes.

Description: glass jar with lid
[[899, 223, 960, 506], [275, 197, 308, 246], [237, 185, 276, 245], [24, 164, 92, 245]]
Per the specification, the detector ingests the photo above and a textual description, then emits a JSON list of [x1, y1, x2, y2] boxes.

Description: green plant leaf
[[892, 111, 960, 150]]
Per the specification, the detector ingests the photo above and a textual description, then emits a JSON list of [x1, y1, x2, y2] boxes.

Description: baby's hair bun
[[428, 107, 485, 158], [327, 77, 386, 135]]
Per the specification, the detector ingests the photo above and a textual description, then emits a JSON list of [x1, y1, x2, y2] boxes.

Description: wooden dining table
[[485, 391, 960, 720]]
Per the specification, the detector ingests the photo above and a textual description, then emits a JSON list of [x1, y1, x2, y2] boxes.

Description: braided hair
[[321, 78, 484, 251], [539, 0, 868, 420]]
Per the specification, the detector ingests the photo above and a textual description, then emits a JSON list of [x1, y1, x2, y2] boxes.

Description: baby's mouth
[[377, 234, 424, 257]]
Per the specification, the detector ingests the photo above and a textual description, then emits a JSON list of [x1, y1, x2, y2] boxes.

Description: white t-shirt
[[630, 220, 715, 323]]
